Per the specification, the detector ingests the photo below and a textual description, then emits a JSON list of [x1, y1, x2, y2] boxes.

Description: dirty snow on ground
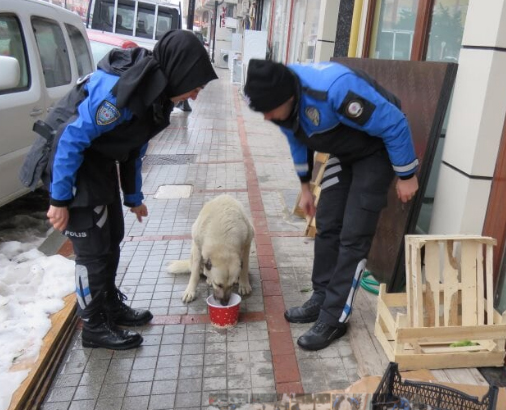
[[0, 211, 74, 410]]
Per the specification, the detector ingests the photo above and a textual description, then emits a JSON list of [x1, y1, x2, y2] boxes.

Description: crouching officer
[[20, 30, 217, 350], [244, 59, 419, 351]]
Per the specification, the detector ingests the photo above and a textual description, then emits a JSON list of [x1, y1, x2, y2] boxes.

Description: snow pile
[[0, 230, 74, 410]]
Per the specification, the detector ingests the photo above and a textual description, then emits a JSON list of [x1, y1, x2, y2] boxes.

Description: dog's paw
[[238, 281, 252, 296], [182, 288, 196, 303]]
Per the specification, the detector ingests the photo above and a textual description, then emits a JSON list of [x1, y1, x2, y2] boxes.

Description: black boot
[[106, 288, 153, 327], [284, 299, 321, 323], [297, 320, 347, 350], [82, 313, 143, 350]]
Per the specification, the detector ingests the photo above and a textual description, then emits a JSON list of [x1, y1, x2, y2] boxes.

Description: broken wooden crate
[[375, 235, 506, 370]]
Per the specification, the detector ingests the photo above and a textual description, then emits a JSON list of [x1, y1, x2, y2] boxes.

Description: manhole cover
[[154, 185, 193, 199], [143, 154, 197, 165]]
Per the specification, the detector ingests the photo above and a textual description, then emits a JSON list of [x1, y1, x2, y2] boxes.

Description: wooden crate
[[375, 235, 506, 370]]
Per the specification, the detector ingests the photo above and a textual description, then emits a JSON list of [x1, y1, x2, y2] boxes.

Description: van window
[[0, 14, 29, 91], [32, 17, 71, 87], [65, 24, 93, 76], [136, 3, 155, 39], [116, 0, 135, 36]]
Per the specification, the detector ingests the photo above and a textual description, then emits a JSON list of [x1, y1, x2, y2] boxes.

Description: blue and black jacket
[[275, 62, 418, 183], [38, 55, 172, 208]]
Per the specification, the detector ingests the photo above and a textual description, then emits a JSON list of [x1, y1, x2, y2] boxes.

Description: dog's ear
[[205, 258, 212, 271]]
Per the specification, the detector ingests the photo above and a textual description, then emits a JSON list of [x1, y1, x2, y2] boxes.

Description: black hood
[[99, 30, 217, 116]]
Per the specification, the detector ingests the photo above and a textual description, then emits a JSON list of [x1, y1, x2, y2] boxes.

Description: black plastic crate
[[372, 362, 499, 410]]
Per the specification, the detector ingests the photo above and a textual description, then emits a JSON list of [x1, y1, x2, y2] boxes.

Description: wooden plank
[[411, 241, 424, 327], [486, 244, 495, 325], [350, 289, 390, 377], [476, 243, 485, 325], [461, 241, 478, 326], [381, 291, 407, 307], [396, 351, 505, 371], [405, 241, 413, 326], [443, 240, 460, 326], [374, 321, 395, 362], [377, 295, 396, 337], [397, 324, 506, 343], [425, 241, 440, 327], [8, 295, 76, 410], [406, 234, 496, 245]]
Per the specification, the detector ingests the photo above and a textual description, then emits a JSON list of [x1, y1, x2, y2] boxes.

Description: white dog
[[167, 194, 254, 305]]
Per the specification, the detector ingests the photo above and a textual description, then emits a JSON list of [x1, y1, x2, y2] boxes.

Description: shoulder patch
[[96, 100, 121, 126], [337, 91, 376, 126], [305, 106, 320, 126]]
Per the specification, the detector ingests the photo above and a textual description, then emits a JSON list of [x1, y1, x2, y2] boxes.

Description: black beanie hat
[[244, 59, 296, 112]]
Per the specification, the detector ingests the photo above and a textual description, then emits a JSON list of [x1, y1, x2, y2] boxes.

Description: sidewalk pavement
[[42, 70, 359, 410]]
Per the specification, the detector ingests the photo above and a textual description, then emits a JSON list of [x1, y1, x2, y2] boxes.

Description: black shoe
[[297, 320, 347, 351], [106, 289, 153, 327], [82, 318, 143, 350], [284, 299, 321, 323]]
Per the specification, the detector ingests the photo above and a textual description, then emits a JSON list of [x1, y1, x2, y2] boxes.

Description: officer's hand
[[47, 205, 69, 231], [130, 204, 148, 222], [396, 175, 419, 203], [299, 183, 316, 217]]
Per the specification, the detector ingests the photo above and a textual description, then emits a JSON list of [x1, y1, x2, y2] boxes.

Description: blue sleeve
[[329, 73, 418, 178], [121, 142, 147, 207], [50, 91, 133, 204], [281, 128, 312, 182]]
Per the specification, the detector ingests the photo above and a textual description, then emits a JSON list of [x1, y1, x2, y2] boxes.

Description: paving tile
[[202, 377, 226, 391], [133, 357, 158, 370], [98, 384, 127, 399], [53, 374, 82, 388], [42, 402, 70, 410], [180, 354, 204, 367], [125, 381, 152, 396], [203, 364, 226, 378], [67, 400, 96, 410], [129, 368, 156, 383], [154, 366, 179, 381], [178, 365, 203, 379], [148, 394, 175, 410], [122, 395, 149, 410], [174, 392, 201, 408], [73, 385, 101, 401], [95, 397, 123, 410], [47, 387, 76, 403], [152, 379, 177, 395]]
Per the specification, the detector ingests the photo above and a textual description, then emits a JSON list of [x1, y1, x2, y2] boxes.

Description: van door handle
[[30, 108, 44, 117]]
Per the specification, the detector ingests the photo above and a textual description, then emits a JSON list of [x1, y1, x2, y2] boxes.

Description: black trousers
[[310, 150, 394, 326], [65, 191, 125, 320]]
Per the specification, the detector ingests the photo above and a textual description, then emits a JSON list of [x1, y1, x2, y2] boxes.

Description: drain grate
[[143, 154, 197, 165]]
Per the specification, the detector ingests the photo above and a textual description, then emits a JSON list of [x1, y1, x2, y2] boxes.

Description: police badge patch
[[305, 106, 320, 126], [96, 100, 121, 126]]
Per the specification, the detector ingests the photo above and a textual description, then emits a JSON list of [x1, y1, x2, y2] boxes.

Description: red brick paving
[[234, 91, 303, 394]]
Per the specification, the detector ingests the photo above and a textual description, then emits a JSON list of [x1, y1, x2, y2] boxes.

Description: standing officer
[[21, 30, 217, 350], [244, 59, 418, 350]]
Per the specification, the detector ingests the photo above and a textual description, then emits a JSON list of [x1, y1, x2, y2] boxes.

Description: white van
[[0, 0, 94, 207]]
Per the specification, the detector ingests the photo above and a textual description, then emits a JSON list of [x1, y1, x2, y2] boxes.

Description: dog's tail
[[167, 260, 191, 274]]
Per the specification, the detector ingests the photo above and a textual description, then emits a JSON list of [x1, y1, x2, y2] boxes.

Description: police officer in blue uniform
[[244, 59, 419, 351], [21, 30, 217, 350]]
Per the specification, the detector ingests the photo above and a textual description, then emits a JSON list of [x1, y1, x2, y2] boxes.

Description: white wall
[[430, 0, 506, 234]]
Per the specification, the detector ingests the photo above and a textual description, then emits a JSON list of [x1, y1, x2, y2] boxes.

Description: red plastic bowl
[[207, 293, 241, 328]]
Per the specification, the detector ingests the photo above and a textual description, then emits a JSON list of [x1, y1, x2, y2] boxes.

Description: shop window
[[369, 0, 419, 60], [425, 0, 469, 62]]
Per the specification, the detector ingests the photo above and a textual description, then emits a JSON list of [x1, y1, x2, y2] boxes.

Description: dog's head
[[203, 254, 241, 306]]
